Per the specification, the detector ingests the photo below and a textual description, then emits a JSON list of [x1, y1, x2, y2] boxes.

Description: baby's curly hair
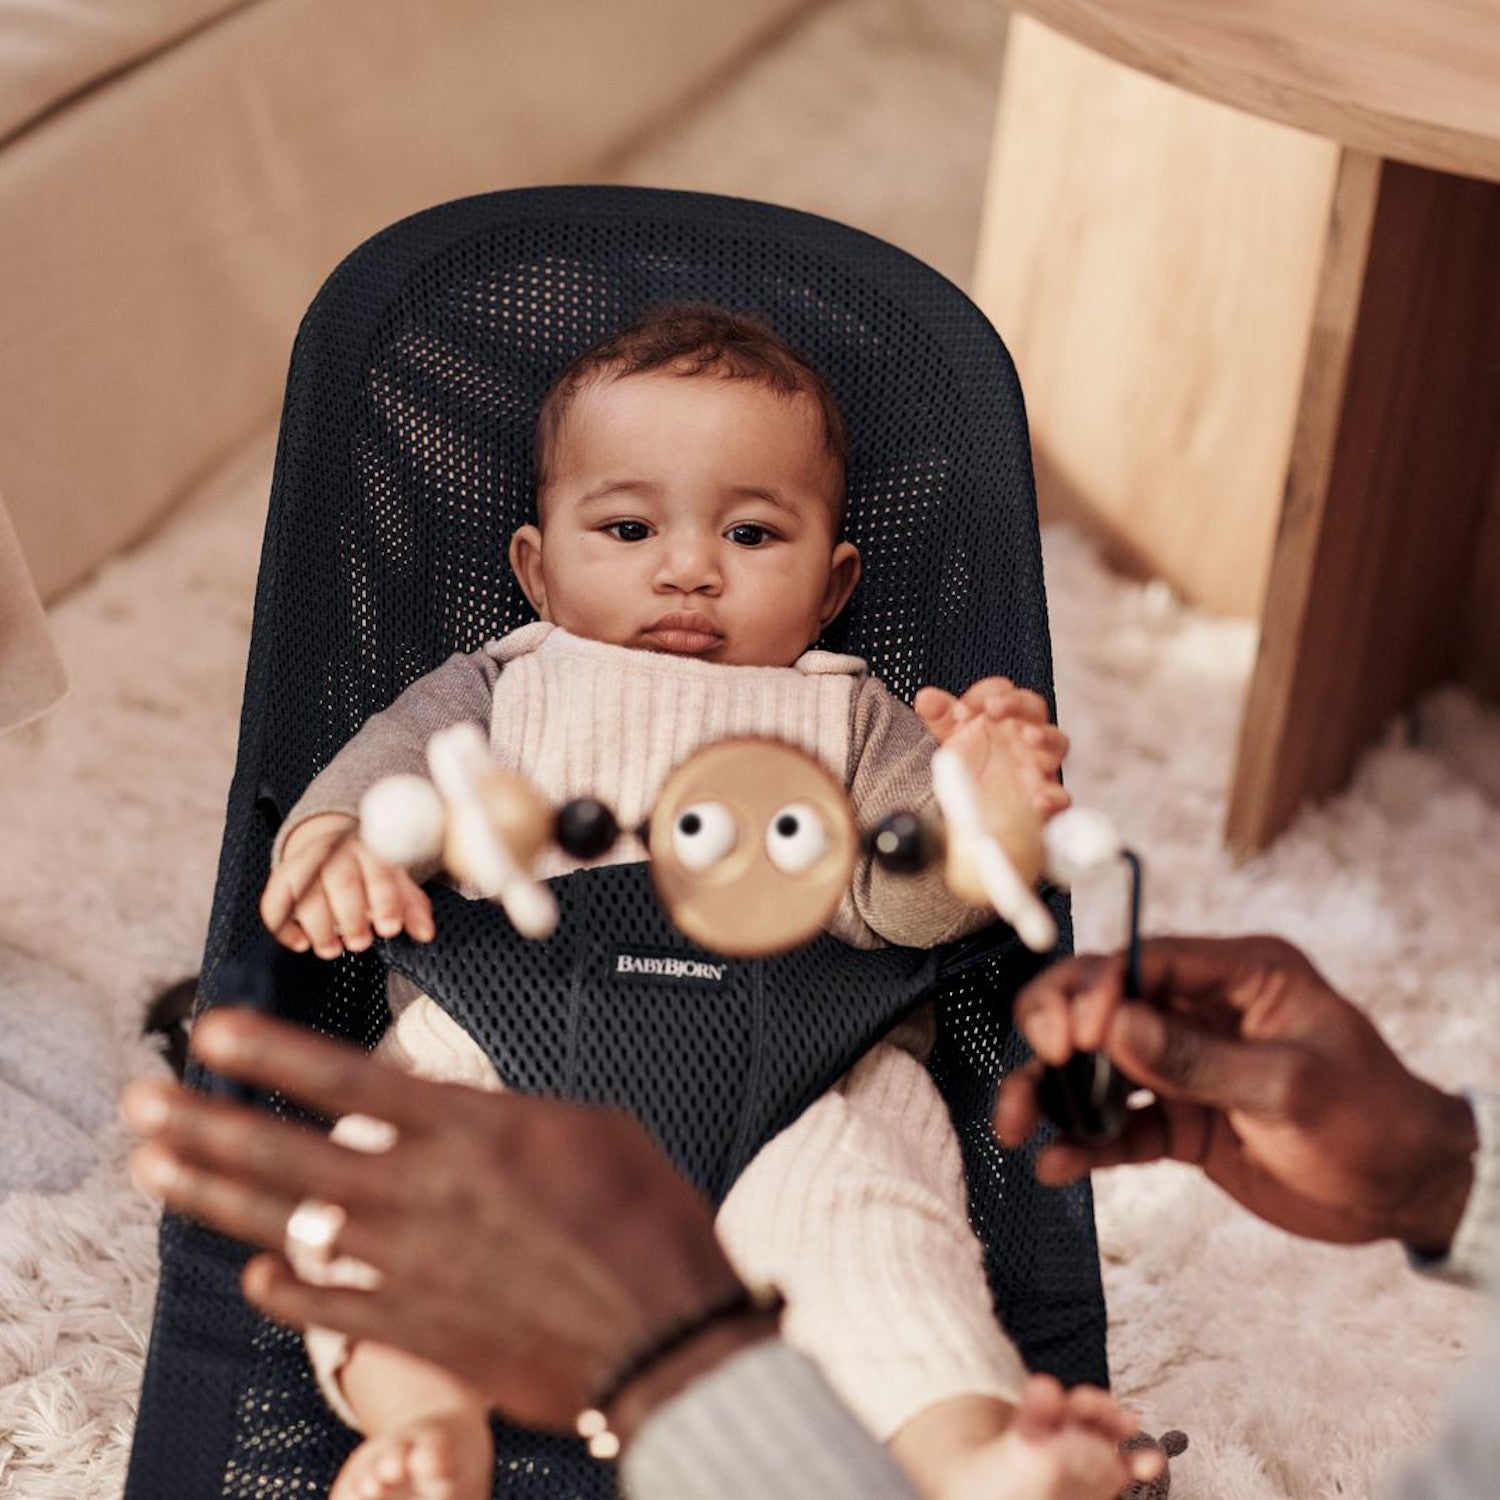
[[534, 303, 849, 519]]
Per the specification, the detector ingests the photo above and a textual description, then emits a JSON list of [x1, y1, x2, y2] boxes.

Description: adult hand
[[997, 936, 1477, 1252], [122, 1010, 762, 1441]]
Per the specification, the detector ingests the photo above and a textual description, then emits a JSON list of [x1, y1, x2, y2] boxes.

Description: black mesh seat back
[[128, 187, 1104, 1499]]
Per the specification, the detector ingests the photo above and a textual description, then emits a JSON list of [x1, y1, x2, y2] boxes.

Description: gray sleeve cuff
[[1407, 1091, 1500, 1288], [271, 649, 499, 865], [621, 1341, 917, 1500]]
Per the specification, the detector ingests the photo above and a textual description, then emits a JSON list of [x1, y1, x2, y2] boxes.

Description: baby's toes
[[406, 1420, 492, 1500], [369, 1438, 419, 1496], [328, 1435, 412, 1500], [407, 1442, 461, 1499]]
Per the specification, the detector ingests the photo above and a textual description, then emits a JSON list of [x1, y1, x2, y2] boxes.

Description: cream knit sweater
[[282, 625, 1026, 1440]]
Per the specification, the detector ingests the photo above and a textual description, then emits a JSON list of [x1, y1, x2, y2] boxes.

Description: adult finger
[[994, 1064, 1043, 1146], [1032, 1098, 1211, 1183], [1127, 934, 1318, 1012], [122, 1078, 406, 1219], [1107, 1002, 1309, 1117], [189, 1010, 488, 1137], [134, 1129, 438, 1287], [242, 1254, 517, 1411], [1013, 952, 1124, 1062], [128, 1140, 300, 1250], [242, 1253, 387, 1341]]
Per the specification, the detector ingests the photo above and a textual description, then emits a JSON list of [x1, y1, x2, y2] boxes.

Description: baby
[[261, 305, 1128, 1500]]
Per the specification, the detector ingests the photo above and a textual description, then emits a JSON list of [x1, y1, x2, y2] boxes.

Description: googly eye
[[671, 802, 738, 871], [764, 802, 830, 874]]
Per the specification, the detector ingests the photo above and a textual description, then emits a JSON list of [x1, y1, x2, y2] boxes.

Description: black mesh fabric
[[393, 873, 941, 1201], [126, 186, 1106, 1499]]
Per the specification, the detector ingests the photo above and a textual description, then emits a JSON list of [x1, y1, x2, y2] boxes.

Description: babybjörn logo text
[[611, 951, 727, 986]]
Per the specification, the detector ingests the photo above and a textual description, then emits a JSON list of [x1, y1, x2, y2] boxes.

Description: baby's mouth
[[642, 612, 725, 656]]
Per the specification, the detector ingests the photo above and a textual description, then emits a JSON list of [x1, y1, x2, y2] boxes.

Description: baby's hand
[[915, 678, 1070, 820], [260, 812, 436, 960], [944, 1375, 1158, 1500]]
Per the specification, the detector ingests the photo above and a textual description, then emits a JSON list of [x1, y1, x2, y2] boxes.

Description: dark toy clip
[[200, 930, 288, 1106], [1035, 850, 1143, 1143]]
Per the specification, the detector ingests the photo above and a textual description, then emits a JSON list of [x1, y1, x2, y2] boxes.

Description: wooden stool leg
[[1228, 156, 1500, 855]]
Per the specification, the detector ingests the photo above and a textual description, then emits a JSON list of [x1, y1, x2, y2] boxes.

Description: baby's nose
[[656, 534, 722, 591]]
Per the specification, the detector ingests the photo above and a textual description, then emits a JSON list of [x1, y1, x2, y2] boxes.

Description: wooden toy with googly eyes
[[875, 745, 1146, 1145], [647, 738, 859, 958], [362, 725, 1145, 1138], [364, 733, 862, 958], [863, 745, 1131, 957], [358, 722, 619, 941], [648, 736, 1134, 961], [359, 727, 1135, 963]]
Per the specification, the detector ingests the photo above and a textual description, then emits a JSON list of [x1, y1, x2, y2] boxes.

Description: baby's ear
[[819, 541, 862, 627], [509, 525, 549, 619]]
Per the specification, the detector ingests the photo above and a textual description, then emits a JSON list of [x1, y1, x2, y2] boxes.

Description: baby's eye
[[605, 520, 652, 542], [764, 802, 830, 874], [726, 523, 773, 548], [672, 802, 738, 871]]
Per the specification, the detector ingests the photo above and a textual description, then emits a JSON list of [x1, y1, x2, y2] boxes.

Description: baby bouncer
[[126, 186, 1107, 1497]]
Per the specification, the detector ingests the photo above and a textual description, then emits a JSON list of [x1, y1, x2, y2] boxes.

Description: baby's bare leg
[[330, 1341, 493, 1500]]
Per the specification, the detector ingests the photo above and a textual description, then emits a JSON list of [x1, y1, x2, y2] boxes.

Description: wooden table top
[[1010, 0, 1500, 182]]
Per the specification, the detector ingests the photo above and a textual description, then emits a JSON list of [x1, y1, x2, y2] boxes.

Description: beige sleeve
[[834, 676, 995, 950], [270, 648, 502, 866], [714, 1041, 1026, 1442], [303, 994, 504, 1429]]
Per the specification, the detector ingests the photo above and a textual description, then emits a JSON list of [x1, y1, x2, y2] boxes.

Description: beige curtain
[[0, 491, 67, 733]]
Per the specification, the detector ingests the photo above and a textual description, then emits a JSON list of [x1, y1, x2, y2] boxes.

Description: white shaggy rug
[[3, 1, 1498, 1496]]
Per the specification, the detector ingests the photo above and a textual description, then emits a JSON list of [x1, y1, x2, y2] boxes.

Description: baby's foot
[[942, 1376, 1155, 1500], [330, 1410, 494, 1500]]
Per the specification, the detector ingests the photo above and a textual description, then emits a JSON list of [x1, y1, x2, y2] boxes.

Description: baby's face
[[510, 371, 860, 667]]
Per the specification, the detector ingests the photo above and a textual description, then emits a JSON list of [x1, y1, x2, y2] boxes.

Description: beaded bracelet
[[575, 1281, 785, 1460]]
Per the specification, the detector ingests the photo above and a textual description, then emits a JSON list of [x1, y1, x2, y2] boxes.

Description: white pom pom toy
[[1043, 806, 1125, 889], [359, 774, 446, 869], [357, 727, 560, 941]]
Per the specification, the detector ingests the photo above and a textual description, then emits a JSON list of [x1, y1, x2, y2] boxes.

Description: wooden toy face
[[647, 738, 858, 957]]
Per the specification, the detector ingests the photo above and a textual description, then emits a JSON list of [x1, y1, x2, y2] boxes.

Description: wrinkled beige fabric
[[0, 490, 66, 733], [0, 0, 237, 143]]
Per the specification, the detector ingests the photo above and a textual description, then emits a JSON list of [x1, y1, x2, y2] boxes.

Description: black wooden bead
[[555, 798, 619, 860], [868, 810, 931, 873]]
